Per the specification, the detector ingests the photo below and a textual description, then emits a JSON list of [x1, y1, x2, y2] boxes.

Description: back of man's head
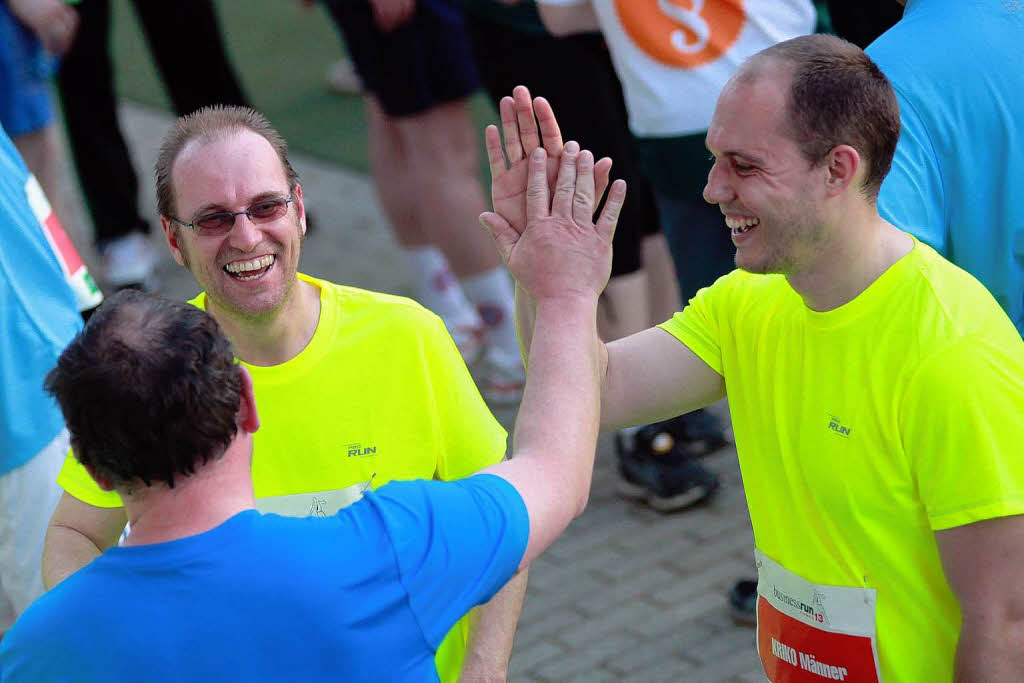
[[154, 105, 299, 219], [745, 33, 901, 200], [45, 290, 242, 492]]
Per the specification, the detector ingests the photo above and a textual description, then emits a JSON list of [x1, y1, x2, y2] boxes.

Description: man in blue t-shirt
[[0, 143, 625, 682], [867, 0, 1024, 335]]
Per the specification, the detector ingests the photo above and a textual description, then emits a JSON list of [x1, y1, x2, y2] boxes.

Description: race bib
[[256, 480, 373, 518], [755, 549, 882, 682]]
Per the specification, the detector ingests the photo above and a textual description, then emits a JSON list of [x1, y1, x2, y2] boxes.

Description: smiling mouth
[[725, 216, 760, 236], [224, 254, 275, 281]]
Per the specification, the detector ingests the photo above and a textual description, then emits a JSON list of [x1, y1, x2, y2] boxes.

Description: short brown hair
[[155, 105, 299, 218], [45, 290, 242, 490], [751, 34, 900, 200]]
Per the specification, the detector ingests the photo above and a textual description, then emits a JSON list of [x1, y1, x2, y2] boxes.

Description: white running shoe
[[101, 232, 159, 291]]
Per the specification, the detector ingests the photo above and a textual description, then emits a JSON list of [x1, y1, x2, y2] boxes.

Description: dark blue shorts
[[0, 4, 56, 137], [325, 0, 479, 118]]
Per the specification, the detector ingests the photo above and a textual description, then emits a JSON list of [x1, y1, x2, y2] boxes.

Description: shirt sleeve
[[55, 449, 123, 508], [900, 332, 1024, 531], [876, 88, 947, 254], [657, 282, 726, 377], [420, 313, 508, 481], [369, 475, 529, 648]]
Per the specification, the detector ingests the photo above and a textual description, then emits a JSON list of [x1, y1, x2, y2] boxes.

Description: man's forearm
[[460, 569, 529, 681], [954, 620, 1024, 682], [41, 525, 103, 588]]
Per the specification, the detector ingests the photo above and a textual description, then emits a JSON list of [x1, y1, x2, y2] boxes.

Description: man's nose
[[228, 212, 262, 251], [703, 161, 731, 205]]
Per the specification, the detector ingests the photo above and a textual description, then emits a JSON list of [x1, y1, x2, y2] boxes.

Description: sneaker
[[476, 348, 525, 406], [728, 577, 758, 627], [100, 232, 159, 291], [644, 409, 731, 458], [325, 58, 363, 95], [615, 421, 720, 512]]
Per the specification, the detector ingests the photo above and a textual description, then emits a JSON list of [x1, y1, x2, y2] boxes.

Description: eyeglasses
[[168, 193, 294, 237]]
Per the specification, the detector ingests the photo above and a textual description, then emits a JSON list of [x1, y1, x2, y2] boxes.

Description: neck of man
[[121, 436, 257, 547], [210, 278, 321, 366], [786, 200, 914, 312]]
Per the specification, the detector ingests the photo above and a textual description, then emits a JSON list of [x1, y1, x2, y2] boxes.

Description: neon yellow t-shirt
[[57, 274, 507, 682], [660, 238, 1024, 682]]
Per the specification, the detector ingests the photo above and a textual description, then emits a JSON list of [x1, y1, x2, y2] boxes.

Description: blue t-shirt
[[0, 127, 81, 474], [868, 0, 1024, 335], [0, 475, 529, 682]]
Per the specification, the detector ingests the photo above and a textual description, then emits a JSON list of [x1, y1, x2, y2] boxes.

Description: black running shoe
[[615, 421, 720, 513], [728, 577, 758, 627]]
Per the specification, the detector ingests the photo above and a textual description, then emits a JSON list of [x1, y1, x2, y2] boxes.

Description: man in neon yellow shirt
[[486, 35, 1024, 682], [41, 106, 527, 682]]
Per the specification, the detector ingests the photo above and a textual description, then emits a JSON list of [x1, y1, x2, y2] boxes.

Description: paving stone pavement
[[58, 102, 765, 682]]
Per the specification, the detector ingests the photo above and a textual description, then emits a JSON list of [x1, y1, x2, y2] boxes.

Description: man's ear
[[82, 462, 117, 492], [292, 183, 306, 236], [236, 366, 260, 434], [160, 216, 187, 267], [824, 144, 861, 197]]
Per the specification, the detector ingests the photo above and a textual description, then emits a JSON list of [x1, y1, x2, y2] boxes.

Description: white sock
[[401, 246, 480, 331], [461, 267, 520, 362]]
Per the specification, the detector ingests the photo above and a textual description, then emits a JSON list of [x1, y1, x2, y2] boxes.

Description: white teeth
[[725, 215, 760, 231], [224, 255, 275, 275]]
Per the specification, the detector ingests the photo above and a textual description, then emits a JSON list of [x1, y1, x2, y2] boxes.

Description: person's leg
[[55, 0, 156, 289], [0, 431, 67, 636], [364, 96, 485, 363], [325, 0, 490, 366], [389, 99, 500, 278], [131, 0, 249, 114]]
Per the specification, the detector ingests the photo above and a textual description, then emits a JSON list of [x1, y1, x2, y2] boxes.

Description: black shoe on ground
[[664, 408, 731, 457], [728, 577, 758, 627], [615, 421, 720, 513]]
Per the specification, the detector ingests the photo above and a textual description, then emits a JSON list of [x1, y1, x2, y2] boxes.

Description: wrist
[[534, 292, 600, 317]]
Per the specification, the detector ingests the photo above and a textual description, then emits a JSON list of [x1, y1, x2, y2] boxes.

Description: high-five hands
[[485, 86, 613, 237], [480, 140, 626, 304]]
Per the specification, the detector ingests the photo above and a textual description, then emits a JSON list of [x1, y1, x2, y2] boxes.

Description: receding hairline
[[167, 128, 289, 213]]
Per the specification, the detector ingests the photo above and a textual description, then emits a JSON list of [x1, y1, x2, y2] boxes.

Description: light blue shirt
[[0, 127, 81, 474], [868, 0, 1024, 335]]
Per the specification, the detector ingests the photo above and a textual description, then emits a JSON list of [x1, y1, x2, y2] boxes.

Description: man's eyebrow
[[706, 143, 766, 166], [192, 191, 287, 216]]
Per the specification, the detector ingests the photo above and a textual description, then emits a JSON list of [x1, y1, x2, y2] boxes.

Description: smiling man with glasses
[[40, 105, 528, 682]]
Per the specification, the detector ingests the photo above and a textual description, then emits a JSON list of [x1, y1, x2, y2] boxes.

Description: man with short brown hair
[[488, 34, 1024, 681]]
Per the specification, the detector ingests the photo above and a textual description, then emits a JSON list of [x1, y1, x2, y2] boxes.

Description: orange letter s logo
[[613, 0, 746, 69]]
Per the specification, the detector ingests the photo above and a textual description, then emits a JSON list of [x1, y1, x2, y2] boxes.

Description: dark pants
[[56, 0, 248, 243], [655, 191, 735, 304]]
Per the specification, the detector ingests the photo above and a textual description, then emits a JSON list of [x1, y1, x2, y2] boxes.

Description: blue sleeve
[[876, 87, 947, 254], [366, 474, 529, 647]]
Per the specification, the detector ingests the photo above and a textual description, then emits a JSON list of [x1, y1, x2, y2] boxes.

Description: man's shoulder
[[304, 274, 441, 325]]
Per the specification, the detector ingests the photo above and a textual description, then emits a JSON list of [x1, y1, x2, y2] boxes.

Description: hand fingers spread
[[485, 125, 507, 181], [526, 148, 551, 223], [514, 86, 541, 153], [552, 141, 580, 217], [594, 157, 613, 207], [499, 97, 523, 163], [572, 150, 596, 226], [596, 179, 627, 243], [533, 97, 564, 155]]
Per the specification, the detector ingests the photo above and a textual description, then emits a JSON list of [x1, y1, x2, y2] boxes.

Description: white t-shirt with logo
[[539, 0, 816, 137]]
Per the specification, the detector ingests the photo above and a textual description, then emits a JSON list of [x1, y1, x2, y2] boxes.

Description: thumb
[[479, 212, 519, 264]]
